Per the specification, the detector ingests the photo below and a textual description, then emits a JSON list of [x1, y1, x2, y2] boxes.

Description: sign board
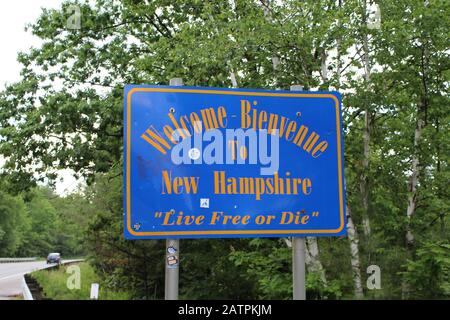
[[124, 86, 346, 239]]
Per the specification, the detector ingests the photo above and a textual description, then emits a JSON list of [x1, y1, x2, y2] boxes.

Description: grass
[[31, 262, 131, 300]]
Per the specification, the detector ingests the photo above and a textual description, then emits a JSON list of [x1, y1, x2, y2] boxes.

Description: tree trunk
[[337, 0, 364, 299], [406, 115, 425, 245], [361, 111, 371, 237], [403, 7, 430, 293], [321, 49, 328, 83], [402, 111, 425, 300], [305, 237, 327, 285], [346, 204, 364, 298], [361, 0, 372, 238]]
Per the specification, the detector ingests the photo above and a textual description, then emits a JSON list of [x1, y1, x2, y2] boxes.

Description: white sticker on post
[[200, 198, 209, 208], [188, 148, 201, 160]]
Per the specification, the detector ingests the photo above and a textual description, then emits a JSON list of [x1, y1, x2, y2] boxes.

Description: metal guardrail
[[0, 257, 37, 263], [22, 277, 34, 300]]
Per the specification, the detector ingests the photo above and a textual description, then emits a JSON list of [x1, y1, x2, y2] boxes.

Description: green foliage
[[20, 189, 59, 256], [0, 0, 448, 299], [306, 273, 344, 300], [31, 262, 130, 300], [16, 187, 90, 258], [180, 238, 258, 299], [49, 193, 92, 257], [402, 242, 450, 299], [229, 238, 292, 299], [0, 181, 90, 258], [0, 188, 28, 256], [84, 167, 166, 299]]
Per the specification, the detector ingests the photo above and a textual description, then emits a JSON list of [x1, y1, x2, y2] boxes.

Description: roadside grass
[[31, 262, 130, 300]]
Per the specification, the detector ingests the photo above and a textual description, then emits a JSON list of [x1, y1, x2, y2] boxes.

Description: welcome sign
[[124, 86, 346, 239]]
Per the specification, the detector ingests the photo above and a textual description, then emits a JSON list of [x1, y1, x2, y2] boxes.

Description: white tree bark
[[403, 114, 425, 300], [283, 237, 326, 285], [403, 1, 430, 299], [305, 237, 327, 285], [346, 204, 364, 298], [406, 118, 424, 245], [361, 0, 372, 237], [406, 0, 429, 244], [321, 49, 328, 83], [361, 111, 371, 236], [335, 0, 365, 298]]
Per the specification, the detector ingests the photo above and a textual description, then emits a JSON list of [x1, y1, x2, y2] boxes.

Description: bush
[[31, 262, 131, 300]]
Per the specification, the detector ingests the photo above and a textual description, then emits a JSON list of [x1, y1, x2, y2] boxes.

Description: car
[[46, 253, 61, 264]]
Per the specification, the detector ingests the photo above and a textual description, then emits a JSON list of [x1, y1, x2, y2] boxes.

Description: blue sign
[[124, 85, 346, 239]]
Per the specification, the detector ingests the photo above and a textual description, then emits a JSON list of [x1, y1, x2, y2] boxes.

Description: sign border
[[125, 87, 345, 237]]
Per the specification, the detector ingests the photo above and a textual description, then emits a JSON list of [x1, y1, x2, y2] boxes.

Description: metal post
[[165, 78, 183, 300], [165, 238, 180, 300], [292, 237, 306, 300], [290, 84, 306, 300]]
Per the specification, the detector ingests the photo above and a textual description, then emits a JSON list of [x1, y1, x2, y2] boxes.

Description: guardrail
[[22, 259, 84, 300], [22, 277, 34, 300], [0, 257, 37, 263]]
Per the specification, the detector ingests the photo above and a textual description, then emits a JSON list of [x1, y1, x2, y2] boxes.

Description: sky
[[0, 0, 82, 196]]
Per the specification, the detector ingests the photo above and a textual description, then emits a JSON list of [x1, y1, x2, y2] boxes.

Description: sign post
[[164, 78, 183, 300], [292, 237, 306, 299], [290, 84, 306, 300]]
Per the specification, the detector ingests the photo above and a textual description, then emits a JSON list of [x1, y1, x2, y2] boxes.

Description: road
[[0, 260, 72, 300]]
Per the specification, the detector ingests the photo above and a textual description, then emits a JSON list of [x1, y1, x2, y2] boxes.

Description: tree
[[49, 192, 91, 256], [0, 187, 28, 256], [0, 0, 448, 299], [17, 188, 60, 256]]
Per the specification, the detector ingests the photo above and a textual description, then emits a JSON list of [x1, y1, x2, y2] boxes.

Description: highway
[[0, 260, 66, 300]]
